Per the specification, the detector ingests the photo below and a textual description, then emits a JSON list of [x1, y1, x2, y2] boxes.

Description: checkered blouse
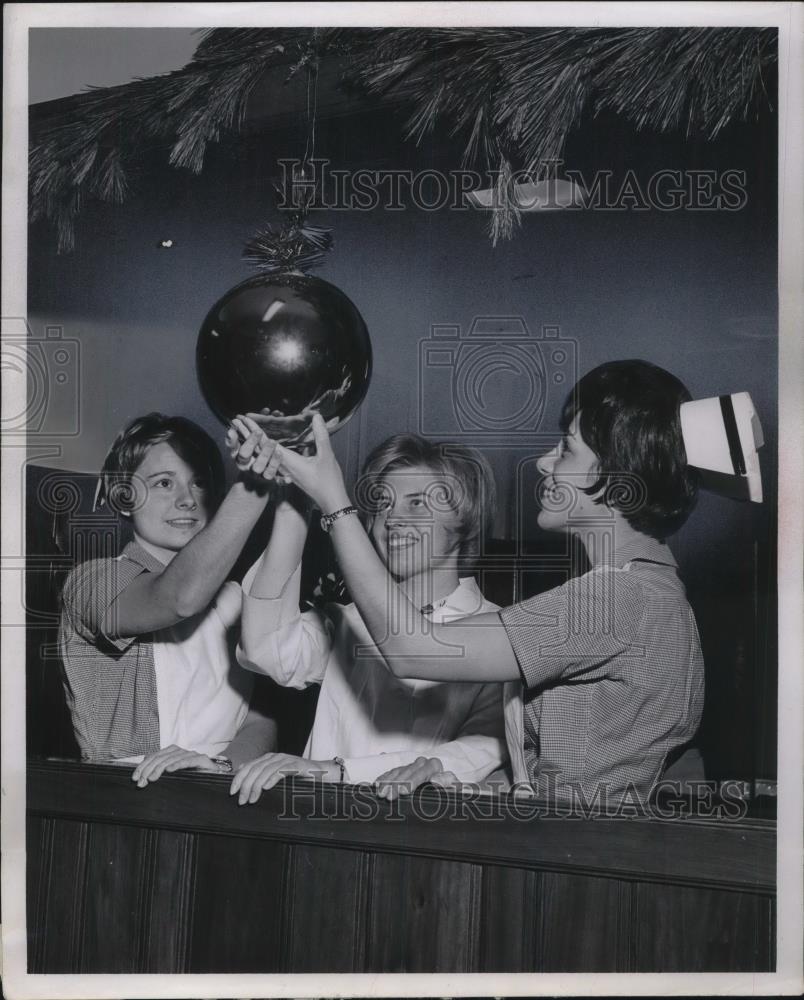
[[58, 542, 164, 760], [499, 534, 704, 807]]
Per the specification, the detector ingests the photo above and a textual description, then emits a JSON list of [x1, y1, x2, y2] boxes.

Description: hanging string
[[303, 60, 312, 167], [311, 55, 319, 164], [300, 32, 320, 178], [245, 35, 331, 274], [245, 31, 331, 274]]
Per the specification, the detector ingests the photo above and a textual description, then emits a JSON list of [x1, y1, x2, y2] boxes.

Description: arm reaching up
[[241, 414, 521, 684], [106, 423, 275, 638], [237, 481, 333, 688], [245, 487, 310, 601]]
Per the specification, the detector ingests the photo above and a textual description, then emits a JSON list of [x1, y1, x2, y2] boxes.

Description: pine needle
[[30, 26, 776, 250], [243, 219, 334, 273]]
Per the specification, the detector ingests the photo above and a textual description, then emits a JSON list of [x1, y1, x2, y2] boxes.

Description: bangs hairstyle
[[560, 360, 699, 540], [96, 413, 225, 514], [358, 434, 497, 556]]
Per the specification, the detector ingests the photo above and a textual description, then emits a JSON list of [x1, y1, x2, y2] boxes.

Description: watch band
[[210, 756, 233, 774], [320, 506, 358, 533], [333, 756, 346, 782]]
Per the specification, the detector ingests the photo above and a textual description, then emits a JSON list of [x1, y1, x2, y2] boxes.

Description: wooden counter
[[27, 759, 775, 973]]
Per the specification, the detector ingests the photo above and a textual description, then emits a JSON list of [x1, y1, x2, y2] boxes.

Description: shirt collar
[[609, 533, 678, 570], [439, 576, 487, 616], [120, 540, 168, 574]]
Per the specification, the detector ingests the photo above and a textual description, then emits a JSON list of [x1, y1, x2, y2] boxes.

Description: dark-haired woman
[[59, 413, 278, 784]]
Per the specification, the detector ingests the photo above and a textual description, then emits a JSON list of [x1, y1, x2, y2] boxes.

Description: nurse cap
[[680, 392, 764, 503]]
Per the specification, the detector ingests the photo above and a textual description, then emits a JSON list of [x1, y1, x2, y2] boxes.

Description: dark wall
[[27, 91, 778, 780]]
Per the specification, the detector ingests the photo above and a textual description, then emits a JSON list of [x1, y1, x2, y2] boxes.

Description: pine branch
[[29, 26, 776, 250], [29, 29, 303, 251]]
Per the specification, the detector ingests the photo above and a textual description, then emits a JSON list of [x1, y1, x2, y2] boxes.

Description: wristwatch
[[320, 505, 358, 533], [210, 756, 233, 774]]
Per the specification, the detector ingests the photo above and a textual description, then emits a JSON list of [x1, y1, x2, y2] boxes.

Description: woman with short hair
[[231, 427, 507, 804], [59, 413, 278, 785]]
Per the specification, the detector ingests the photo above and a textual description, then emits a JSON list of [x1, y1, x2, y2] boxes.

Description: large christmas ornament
[[196, 270, 372, 448]]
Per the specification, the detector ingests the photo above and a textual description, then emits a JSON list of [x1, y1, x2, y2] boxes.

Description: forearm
[[154, 479, 269, 617], [248, 497, 309, 600], [224, 708, 279, 770], [320, 484, 424, 654], [325, 503, 516, 681], [238, 610, 332, 687], [432, 685, 507, 780], [261, 416, 520, 682], [240, 498, 331, 683], [426, 734, 506, 783], [341, 743, 491, 785]]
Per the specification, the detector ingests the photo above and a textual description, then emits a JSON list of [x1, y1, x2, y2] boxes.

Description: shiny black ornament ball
[[197, 273, 372, 447]]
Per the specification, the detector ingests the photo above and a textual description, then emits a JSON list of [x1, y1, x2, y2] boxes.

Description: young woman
[[233, 360, 706, 808], [230, 429, 507, 804], [59, 413, 278, 785]]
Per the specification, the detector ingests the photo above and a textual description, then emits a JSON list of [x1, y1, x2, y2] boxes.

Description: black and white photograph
[[2, 2, 803, 997]]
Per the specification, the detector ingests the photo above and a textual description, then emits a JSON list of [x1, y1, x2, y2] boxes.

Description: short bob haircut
[[560, 360, 698, 540], [358, 434, 497, 557], [95, 413, 225, 515]]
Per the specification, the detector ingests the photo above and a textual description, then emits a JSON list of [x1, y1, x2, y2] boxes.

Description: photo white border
[[3, 3, 802, 997]]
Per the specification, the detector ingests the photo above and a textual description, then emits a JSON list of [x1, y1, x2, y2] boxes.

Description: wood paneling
[[366, 854, 482, 972], [26, 760, 776, 974], [26, 815, 88, 972], [285, 844, 370, 972], [538, 872, 633, 972], [188, 834, 290, 972], [141, 829, 195, 972], [27, 762, 776, 891], [81, 823, 150, 972], [633, 882, 774, 972], [478, 865, 540, 971]]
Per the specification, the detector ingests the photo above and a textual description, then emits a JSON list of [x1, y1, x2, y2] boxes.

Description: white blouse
[[237, 565, 506, 784]]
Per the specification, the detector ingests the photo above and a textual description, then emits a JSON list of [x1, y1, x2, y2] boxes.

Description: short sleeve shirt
[[499, 536, 704, 806], [58, 541, 251, 762]]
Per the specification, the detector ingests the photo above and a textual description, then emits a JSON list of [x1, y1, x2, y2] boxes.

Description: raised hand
[[230, 413, 350, 514], [227, 416, 284, 478], [276, 412, 351, 512]]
